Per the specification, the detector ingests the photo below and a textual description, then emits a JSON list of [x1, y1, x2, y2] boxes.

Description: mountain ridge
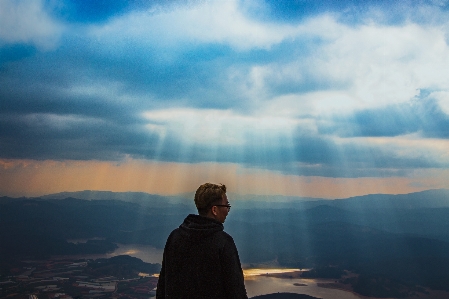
[[9, 188, 448, 210]]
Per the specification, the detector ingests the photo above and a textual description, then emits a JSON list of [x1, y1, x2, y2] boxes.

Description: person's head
[[194, 183, 230, 223]]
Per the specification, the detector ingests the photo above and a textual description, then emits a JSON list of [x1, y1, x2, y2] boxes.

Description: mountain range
[[1, 189, 449, 294]]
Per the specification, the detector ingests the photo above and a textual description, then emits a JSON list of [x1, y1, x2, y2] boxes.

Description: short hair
[[194, 183, 227, 216]]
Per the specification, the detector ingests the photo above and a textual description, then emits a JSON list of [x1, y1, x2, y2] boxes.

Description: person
[[156, 183, 248, 299]]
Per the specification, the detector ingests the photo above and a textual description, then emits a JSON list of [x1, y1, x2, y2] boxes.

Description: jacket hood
[[179, 214, 224, 241]]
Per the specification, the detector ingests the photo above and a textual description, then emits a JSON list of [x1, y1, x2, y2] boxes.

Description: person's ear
[[211, 206, 218, 216]]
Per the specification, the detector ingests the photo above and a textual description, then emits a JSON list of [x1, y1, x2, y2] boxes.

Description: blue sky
[[1, 0, 448, 198]]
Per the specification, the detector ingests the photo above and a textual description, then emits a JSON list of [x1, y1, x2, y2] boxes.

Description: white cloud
[[231, 18, 449, 116], [86, 1, 449, 117], [89, 0, 302, 51], [431, 90, 449, 115], [0, 0, 63, 50], [321, 22, 449, 105]]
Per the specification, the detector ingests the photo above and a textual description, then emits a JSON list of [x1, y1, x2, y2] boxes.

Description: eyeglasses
[[213, 204, 231, 211]]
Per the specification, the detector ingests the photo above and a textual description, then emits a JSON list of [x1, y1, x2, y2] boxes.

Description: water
[[112, 246, 362, 299], [62, 243, 362, 298], [245, 275, 362, 299]]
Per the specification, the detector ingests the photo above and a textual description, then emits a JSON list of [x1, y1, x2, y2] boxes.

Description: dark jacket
[[156, 214, 248, 299]]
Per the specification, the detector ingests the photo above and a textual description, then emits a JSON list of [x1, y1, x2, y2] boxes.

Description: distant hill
[[35, 188, 449, 211], [331, 189, 449, 210], [39, 190, 325, 208], [40, 190, 190, 208], [233, 189, 449, 210], [88, 255, 160, 276]]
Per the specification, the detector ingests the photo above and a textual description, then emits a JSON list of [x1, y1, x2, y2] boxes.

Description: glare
[[243, 268, 302, 277], [143, 108, 298, 146]]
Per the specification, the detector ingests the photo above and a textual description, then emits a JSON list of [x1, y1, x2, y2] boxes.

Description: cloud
[[1, 0, 449, 187], [88, 0, 304, 51], [0, 0, 64, 50], [0, 109, 160, 161], [432, 90, 449, 114], [243, 20, 449, 115], [5, 2, 449, 112], [318, 95, 449, 138]]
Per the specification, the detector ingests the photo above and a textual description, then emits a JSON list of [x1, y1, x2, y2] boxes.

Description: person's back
[[156, 183, 247, 299]]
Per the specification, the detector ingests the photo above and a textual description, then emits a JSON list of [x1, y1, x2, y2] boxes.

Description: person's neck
[[205, 213, 216, 220], [200, 213, 220, 223]]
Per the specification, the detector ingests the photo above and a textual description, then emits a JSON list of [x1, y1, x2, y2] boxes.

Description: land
[[2, 189, 449, 298], [0, 255, 160, 298]]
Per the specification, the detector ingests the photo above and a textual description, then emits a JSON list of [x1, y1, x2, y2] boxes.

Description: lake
[[105, 245, 362, 299], [64, 243, 362, 299], [244, 274, 362, 299]]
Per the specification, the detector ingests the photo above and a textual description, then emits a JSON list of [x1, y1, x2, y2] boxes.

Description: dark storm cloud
[[0, 75, 138, 126], [0, 21, 305, 162], [0, 110, 161, 161], [0, 40, 248, 161], [0, 22, 241, 161], [0, 35, 250, 109], [0, 49, 159, 160], [319, 95, 449, 139]]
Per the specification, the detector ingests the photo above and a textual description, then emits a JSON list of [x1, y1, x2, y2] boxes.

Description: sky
[[1, 0, 449, 199]]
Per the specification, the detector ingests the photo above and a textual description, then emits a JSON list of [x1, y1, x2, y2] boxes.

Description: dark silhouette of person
[[156, 183, 248, 299]]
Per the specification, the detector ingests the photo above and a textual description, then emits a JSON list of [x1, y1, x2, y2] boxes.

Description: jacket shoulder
[[215, 230, 237, 248], [220, 230, 234, 241]]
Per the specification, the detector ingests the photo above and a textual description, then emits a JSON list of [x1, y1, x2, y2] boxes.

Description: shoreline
[[316, 282, 378, 299]]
